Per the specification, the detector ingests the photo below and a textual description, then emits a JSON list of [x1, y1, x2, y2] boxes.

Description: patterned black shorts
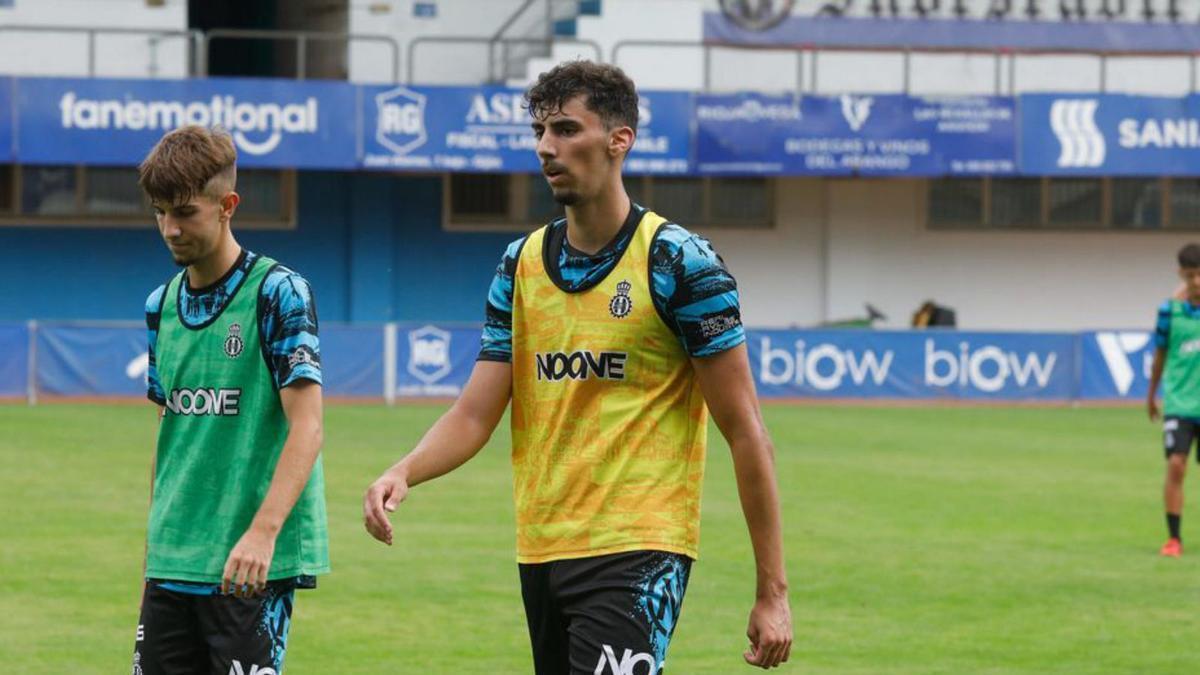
[[1164, 416, 1200, 460], [132, 579, 294, 675], [519, 550, 693, 675]]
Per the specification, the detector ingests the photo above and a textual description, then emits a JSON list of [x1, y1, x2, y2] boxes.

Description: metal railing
[[0, 25, 203, 77], [3, 24, 1193, 94], [610, 40, 811, 93], [202, 29, 400, 81], [407, 35, 602, 84], [614, 38, 1200, 95], [492, 0, 546, 82]]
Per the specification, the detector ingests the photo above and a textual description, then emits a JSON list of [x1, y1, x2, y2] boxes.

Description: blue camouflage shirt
[[145, 249, 322, 406], [479, 204, 745, 362], [1152, 299, 1200, 350]]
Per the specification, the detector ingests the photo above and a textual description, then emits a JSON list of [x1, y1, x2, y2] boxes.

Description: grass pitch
[[0, 403, 1196, 673]]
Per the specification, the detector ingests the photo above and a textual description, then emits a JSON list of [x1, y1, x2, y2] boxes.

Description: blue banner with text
[[359, 84, 691, 175], [695, 93, 1015, 176], [15, 76, 358, 169], [4, 324, 1169, 402], [748, 329, 1074, 399], [1020, 94, 1200, 175], [704, 12, 1200, 53], [11, 76, 1200, 178]]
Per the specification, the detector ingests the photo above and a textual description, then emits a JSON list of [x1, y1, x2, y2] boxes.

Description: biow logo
[[593, 644, 660, 675], [758, 338, 893, 391], [536, 351, 627, 381], [924, 340, 1057, 392], [165, 387, 242, 416], [228, 661, 276, 675]]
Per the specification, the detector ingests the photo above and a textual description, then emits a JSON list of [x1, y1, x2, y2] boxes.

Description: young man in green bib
[[132, 125, 329, 673], [1148, 243, 1200, 558]]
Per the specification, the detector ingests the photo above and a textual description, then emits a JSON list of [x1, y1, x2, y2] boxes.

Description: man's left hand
[[221, 525, 277, 597]]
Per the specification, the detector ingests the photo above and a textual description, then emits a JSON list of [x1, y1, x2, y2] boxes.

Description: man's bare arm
[[1148, 347, 1166, 421], [363, 360, 512, 545], [692, 344, 792, 669], [221, 380, 324, 596]]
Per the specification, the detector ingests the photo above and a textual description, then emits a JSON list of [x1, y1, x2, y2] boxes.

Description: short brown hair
[[525, 60, 638, 130], [138, 125, 237, 206], [1179, 243, 1200, 268]]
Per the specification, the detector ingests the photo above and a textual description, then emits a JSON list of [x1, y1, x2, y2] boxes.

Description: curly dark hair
[[525, 60, 638, 130], [1179, 243, 1200, 268]]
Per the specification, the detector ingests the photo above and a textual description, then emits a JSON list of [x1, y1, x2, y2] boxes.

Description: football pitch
[[1, 402, 1197, 674]]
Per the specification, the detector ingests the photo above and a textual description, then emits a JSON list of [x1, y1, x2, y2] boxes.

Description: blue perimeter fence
[[0, 321, 1158, 404]]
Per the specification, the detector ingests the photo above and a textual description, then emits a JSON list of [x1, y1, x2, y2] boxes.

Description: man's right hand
[[744, 593, 792, 669], [1148, 396, 1161, 422], [363, 468, 410, 545]]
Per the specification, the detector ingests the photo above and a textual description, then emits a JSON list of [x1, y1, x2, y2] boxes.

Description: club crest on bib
[[610, 279, 633, 319], [224, 323, 245, 358]]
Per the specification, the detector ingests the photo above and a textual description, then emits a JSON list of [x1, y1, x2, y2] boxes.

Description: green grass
[[1, 403, 1197, 673]]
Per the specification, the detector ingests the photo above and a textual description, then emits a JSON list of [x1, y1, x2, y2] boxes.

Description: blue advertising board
[[15, 77, 358, 169], [393, 323, 481, 398], [704, 12, 1200, 53], [0, 322, 28, 398], [0, 323, 1173, 402], [321, 324, 386, 398], [1078, 330, 1157, 400], [1020, 94, 1200, 175], [747, 329, 1074, 400], [0, 77, 12, 162], [695, 94, 1015, 175], [359, 85, 691, 175], [36, 324, 146, 397], [18, 74, 1200, 179], [385, 327, 1075, 400], [32, 322, 385, 399], [626, 90, 692, 175]]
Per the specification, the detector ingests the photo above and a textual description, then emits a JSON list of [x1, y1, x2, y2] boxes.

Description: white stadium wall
[[350, 0, 532, 84], [705, 178, 1191, 331], [0, 0, 1191, 92], [0, 0, 188, 78], [492, 0, 1195, 96]]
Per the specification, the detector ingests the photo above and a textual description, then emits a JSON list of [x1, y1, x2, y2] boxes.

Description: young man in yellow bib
[[364, 61, 792, 672]]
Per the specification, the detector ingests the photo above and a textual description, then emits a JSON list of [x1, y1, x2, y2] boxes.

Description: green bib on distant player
[[1164, 299, 1200, 418], [147, 256, 329, 583]]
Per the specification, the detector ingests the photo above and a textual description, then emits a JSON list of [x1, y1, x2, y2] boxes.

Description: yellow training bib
[[510, 208, 708, 563]]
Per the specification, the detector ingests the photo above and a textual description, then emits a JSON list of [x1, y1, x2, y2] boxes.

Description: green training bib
[[1165, 299, 1200, 418], [147, 256, 329, 582]]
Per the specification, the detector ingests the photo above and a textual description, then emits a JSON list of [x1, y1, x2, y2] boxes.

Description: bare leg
[[1165, 453, 1187, 523]]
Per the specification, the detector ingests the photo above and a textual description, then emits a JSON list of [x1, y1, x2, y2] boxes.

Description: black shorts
[[1164, 417, 1200, 460], [132, 579, 295, 675], [519, 549, 692, 675]]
